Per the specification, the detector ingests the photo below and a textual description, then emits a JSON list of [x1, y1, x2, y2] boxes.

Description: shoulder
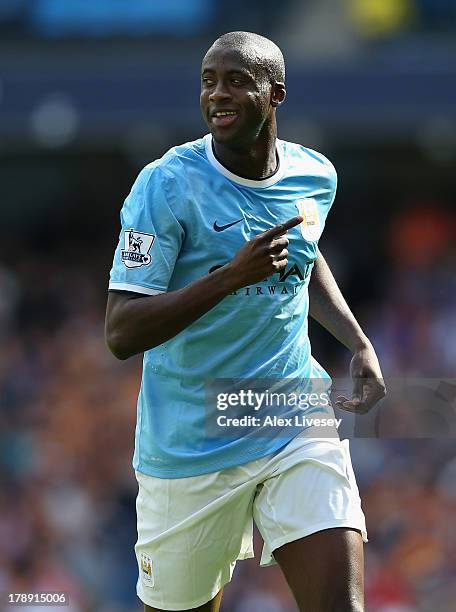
[[124, 138, 206, 218], [280, 139, 337, 185], [138, 137, 207, 189]]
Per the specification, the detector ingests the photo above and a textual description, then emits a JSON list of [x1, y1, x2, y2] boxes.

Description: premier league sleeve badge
[[121, 228, 156, 268]]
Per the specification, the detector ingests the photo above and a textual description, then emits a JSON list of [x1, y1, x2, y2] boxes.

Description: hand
[[335, 340, 386, 414], [224, 215, 303, 290]]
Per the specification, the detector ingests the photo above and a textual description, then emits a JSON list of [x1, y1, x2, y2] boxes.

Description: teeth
[[214, 111, 236, 117]]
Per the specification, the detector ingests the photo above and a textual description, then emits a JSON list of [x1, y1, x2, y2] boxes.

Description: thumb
[[352, 377, 363, 404]]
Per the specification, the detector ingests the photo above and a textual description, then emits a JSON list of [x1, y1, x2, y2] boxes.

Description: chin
[[211, 130, 231, 144], [210, 127, 243, 147]]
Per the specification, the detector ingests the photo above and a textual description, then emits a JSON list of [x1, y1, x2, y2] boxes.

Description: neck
[[212, 123, 278, 180]]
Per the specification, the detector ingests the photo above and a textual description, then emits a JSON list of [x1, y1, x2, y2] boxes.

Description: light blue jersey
[[109, 134, 338, 477]]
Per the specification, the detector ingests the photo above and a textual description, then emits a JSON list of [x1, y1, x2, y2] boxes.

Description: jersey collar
[[204, 134, 285, 189]]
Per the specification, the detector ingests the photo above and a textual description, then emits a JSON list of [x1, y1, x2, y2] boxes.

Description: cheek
[[245, 93, 265, 114], [248, 94, 269, 120], [200, 93, 208, 113]]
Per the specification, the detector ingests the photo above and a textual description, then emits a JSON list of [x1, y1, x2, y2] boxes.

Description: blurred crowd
[[0, 0, 455, 607], [1, 0, 456, 40], [0, 195, 455, 611]]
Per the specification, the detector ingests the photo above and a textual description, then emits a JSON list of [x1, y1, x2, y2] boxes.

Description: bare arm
[[105, 216, 302, 359], [309, 247, 386, 413], [309, 247, 367, 353], [106, 266, 235, 359]]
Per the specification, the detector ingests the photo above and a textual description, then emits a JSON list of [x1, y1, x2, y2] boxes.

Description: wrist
[[212, 263, 240, 295], [351, 334, 371, 353]]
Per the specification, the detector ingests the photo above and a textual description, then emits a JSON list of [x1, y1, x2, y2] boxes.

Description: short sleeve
[[316, 158, 337, 238], [108, 165, 184, 295], [327, 161, 337, 209]]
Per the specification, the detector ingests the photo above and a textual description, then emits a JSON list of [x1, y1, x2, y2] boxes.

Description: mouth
[[210, 110, 238, 128]]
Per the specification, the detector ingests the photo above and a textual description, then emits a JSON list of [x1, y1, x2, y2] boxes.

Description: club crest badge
[[140, 552, 154, 587], [296, 199, 321, 241], [121, 229, 155, 268]]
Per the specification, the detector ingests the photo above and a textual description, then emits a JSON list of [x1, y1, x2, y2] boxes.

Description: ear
[[271, 82, 286, 108]]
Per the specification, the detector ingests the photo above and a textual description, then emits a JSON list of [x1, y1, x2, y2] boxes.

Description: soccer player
[[106, 31, 385, 612]]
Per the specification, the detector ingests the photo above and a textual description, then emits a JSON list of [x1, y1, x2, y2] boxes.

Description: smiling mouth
[[211, 111, 238, 127]]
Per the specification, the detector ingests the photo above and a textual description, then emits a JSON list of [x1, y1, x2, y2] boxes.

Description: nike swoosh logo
[[213, 218, 243, 232]]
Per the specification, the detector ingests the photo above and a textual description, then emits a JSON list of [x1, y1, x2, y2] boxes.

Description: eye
[[202, 77, 215, 87], [231, 78, 244, 86]]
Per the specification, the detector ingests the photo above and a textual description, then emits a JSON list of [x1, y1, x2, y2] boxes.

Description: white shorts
[[135, 436, 367, 611]]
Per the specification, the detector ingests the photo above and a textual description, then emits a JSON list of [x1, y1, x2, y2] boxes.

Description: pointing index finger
[[261, 215, 303, 239]]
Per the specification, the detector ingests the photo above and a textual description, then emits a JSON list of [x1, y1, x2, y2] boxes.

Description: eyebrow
[[201, 67, 253, 78]]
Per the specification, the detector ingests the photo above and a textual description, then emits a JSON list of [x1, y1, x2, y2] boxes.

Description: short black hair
[[204, 31, 285, 85]]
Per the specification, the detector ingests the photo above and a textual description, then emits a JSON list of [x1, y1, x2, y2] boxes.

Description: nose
[[209, 79, 232, 102]]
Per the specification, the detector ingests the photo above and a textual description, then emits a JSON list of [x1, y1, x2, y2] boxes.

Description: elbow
[[105, 327, 133, 360]]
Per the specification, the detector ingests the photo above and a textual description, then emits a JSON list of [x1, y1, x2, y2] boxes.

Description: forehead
[[201, 45, 261, 77]]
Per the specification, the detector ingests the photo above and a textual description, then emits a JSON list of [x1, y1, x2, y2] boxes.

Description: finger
[[360, 380, 386, 411], [335, 393, 365, 414], [335, 398, 368, 414], [336, 381, 385, 414], [334, 395, 352, 406], [270, 237, 289, 252], [272, 259, 288, 273], [339, 402, 368, 414], [352, 377, 363, 404], [335, 397, 357, 412], [273, 249, 288, 261], [260, 215, 303, 240], [335, 395, 350, 405]]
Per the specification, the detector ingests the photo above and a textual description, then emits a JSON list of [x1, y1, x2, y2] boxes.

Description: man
[[106, 31, 385, 612]]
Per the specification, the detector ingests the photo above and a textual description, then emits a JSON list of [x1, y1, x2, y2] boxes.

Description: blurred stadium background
[[1, 1, 456, 610]]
